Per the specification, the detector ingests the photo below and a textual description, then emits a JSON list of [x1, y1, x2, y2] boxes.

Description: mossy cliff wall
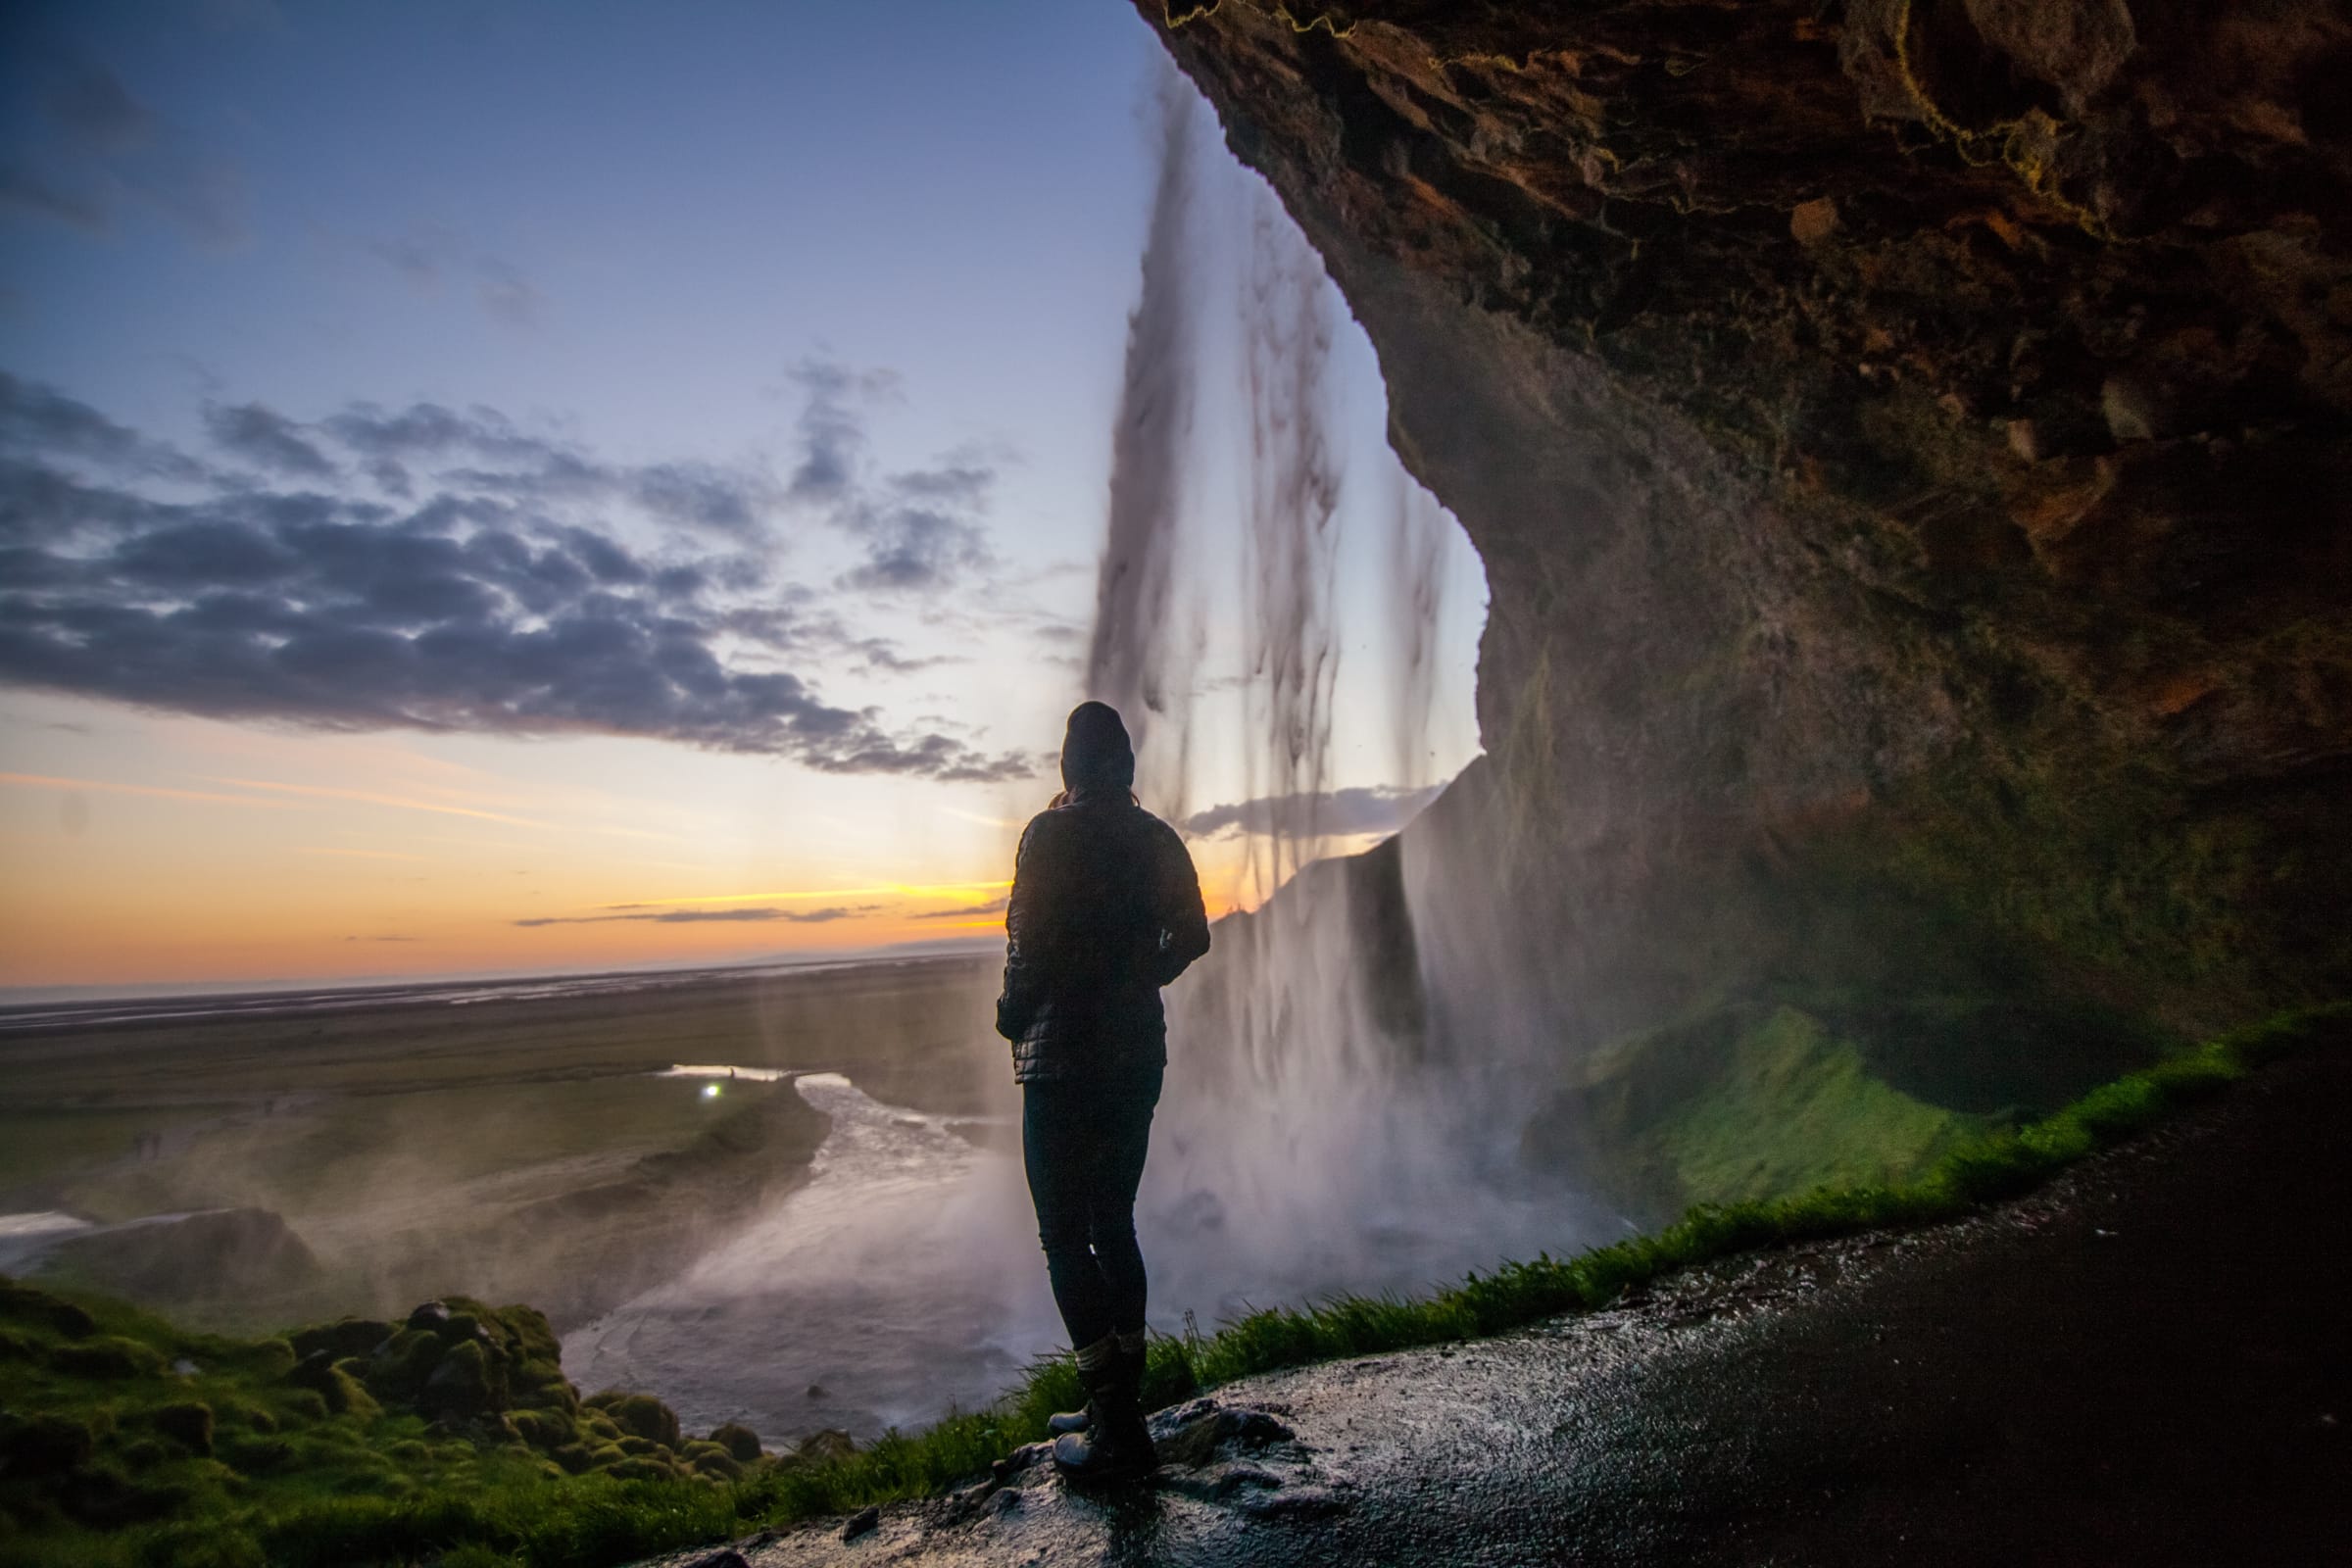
[[1139, 0, 2351, 1076]]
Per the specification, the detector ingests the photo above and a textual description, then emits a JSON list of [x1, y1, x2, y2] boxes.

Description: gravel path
[[649, 1050, 2352, 1567]]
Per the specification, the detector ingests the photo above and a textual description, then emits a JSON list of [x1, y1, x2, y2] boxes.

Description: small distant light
[[702, 1083, 722, 1099]]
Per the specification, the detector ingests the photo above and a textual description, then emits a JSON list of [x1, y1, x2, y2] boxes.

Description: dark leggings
[[1021, 1064, 1163, 1349]]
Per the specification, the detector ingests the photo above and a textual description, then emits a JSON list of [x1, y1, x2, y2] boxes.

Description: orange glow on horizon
[[604, 880, 1013, 908], [0, 716, 1383, 991]]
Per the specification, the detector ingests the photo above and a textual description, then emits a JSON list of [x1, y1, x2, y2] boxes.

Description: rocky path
[[652, 1051, 2352, 1567]]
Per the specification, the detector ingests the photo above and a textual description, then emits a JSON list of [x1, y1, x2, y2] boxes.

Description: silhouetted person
[[997, 701, 1209, 1485]]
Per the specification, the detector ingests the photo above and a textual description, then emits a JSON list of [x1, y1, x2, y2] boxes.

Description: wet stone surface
[[641, 1054, 2352, 1566]]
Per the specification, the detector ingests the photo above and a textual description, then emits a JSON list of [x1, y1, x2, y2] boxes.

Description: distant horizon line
[[0, 936, 1000, 1013]]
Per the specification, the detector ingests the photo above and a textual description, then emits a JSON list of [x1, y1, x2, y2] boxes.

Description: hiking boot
[[1048, 1331, 1146, 1437], [1052, 1347, 1155, 1486]]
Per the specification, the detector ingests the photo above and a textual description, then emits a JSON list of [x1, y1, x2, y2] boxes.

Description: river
[[561, 1071, 1055, 1443]]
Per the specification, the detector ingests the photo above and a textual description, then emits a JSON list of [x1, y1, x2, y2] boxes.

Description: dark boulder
[[289, 1316, 392, 1364], [796, 1428, 856, 1464], [419, 1339, 503, 1420], [286, 1349, 375, 1415], [0, 1412, 94, 1476], [583, 1391, 680, 1447], [49, 1335, 166, 1380], [709, 1421, 762, 1462], [365, 1327, 444, 1399], [148, 1401, 214, 1457]]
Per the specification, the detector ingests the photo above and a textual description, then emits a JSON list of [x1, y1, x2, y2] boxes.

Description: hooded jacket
[[996, 703, 1210, 1082]]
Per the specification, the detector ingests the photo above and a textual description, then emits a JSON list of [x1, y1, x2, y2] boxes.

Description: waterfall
[[1087, 70, 1200, 812], [1082, 74, 1610, 1323]]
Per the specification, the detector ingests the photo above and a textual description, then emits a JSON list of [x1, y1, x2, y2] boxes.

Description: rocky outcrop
[[1139, 2, 2351, 1079]]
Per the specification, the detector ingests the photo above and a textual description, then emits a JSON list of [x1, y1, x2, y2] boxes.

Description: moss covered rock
[[286, 1349, 377, 1416], [797, 1428, 856, 1463], [584, 1391, 679, 1447], [364, 1326, 443, 1399], [51, 1334, 167, 1380], [0, 1412, 95, 1475], [508, 1406, 574, 1448], [420, 1338, 503, 1420], [288, 1315, 392, 1364], [680, 1440, 743, 1481], [56, 1461, 185, 1526], [708, 1421, 761, 1462], [149, 1400, 214, 1456]]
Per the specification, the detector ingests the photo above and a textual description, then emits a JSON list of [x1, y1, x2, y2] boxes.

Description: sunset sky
[[0, 0, 1485, 994]]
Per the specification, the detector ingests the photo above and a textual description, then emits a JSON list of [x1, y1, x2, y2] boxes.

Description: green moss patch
[[0, 1285, 792, 1568], [1535, 990, 2179, 1216], [1644, 1004, 1992, 1203]]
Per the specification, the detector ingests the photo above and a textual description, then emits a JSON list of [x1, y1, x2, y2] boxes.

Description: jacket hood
[[1060, 701, 1135, 796]]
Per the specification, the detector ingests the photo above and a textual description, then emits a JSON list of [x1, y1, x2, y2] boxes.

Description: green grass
[[5, 1003, 2342, 1568], [1539, 995, 2118, 1217], [1644, 1004, 1995, 1203]]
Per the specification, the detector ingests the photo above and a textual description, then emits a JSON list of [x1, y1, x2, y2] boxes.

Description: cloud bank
[[0, 370, 1032, 782]]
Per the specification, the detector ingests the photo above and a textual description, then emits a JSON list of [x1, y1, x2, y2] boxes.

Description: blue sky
[[0, 0, 1487, 988], [2, 1, 1147, 520]]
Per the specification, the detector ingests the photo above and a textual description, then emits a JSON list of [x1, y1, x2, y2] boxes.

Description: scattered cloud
[[474, 257, 541, 327], [205, 401, 338, 480], [0, 373, 1035, 783], [355, 229, 543, 329], [781, 357, 997, 594], [325, 399, 780, 541], [514, 904, 879, 928], [1182, 783, 1443, 841], [46, 62, 154, 158], [0, 770, 302, 809], [0, 370, 207, 482], [0, 57, 247, 248], [298, 846, 428, 860], [910, 895, 1008, 920], [0, 163, 108, 232], [367, 235, 440, 290], [783, 360, 892, 505], [215, 778, 551, 827]]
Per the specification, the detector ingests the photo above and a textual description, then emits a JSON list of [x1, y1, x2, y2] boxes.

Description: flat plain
[[0, 952, 1014, 1329]]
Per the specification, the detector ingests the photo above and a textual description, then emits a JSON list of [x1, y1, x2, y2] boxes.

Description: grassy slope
[[2, 1004, 2341, 1568], [1536, 990, 2176, 1221], [1645, 1004, 1995, 1203]]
